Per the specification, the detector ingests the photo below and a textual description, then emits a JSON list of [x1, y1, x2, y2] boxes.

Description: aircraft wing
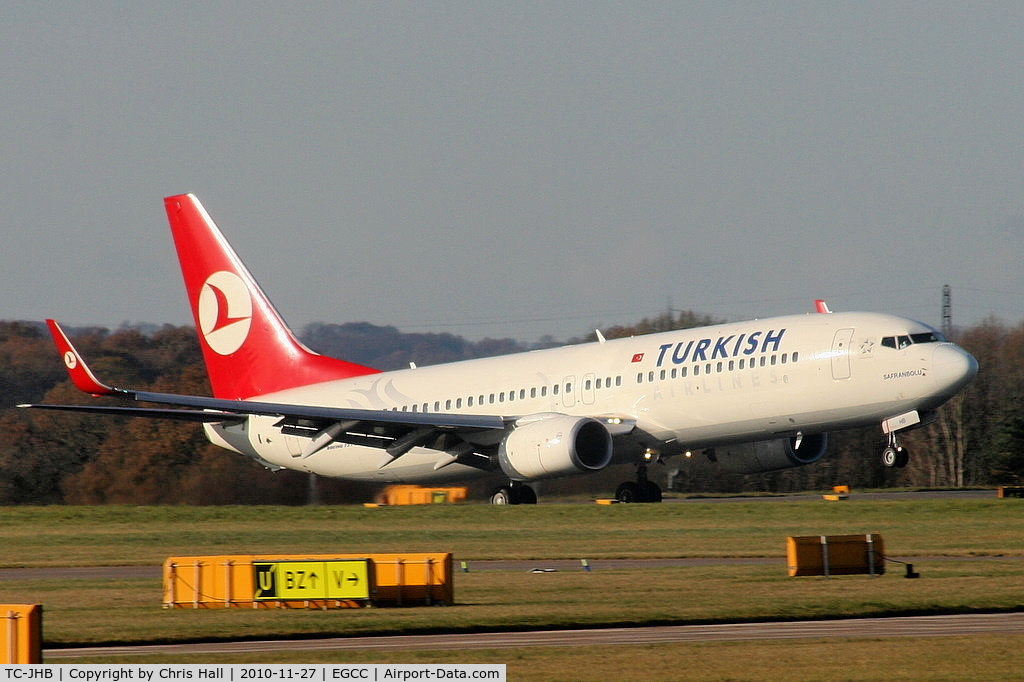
[[20, 321, 507, 458], [23, 321, 637, 467]]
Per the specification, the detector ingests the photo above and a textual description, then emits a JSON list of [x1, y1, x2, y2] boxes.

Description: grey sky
[[2, 2, 1022, 342]]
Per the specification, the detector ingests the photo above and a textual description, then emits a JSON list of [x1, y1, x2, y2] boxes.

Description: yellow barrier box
[[1, 604, 41, 664], [163, 553, 452, 609], [787, 535, 885, 577], [375, 485, 467, 505]]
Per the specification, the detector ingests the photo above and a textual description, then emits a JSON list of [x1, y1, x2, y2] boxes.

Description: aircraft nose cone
[[933, 344, 978, 395]]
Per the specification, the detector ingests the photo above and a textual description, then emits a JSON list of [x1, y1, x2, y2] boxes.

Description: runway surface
[[43, 612, 1024, 659]]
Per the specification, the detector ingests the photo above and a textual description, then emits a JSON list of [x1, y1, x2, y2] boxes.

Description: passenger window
[[456, 398, 463, 408]]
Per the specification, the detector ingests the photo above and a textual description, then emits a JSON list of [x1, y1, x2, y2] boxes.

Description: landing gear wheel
[[882, 445, 909, 468], [641, 480, 663, 503], [490, 483, 537, 505], [617, 453, 665, 502], [882, 427, 910, 469], [490, 487, 515, 505], [615, 480, 662, 503], [517, 484, 538, 505], [615, 482, 639, 503]]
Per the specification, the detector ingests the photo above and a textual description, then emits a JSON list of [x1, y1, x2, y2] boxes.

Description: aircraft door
[[581, 373, 596, 405], [831, 328, 855, 380]]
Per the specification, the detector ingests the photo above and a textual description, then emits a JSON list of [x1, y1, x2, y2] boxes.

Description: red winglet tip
[[46, 320, 116, 396], [814, 299, 832, 314]]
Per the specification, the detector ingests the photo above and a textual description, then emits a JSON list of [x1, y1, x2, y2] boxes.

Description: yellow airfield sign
[[253, 559, 371, 601]]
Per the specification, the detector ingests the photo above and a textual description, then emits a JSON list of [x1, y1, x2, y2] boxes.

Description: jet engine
[[498, 414, 613, 481], [714, 433, 828, 474]]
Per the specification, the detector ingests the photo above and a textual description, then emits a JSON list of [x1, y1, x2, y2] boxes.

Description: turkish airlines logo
[[198, 271, 253, 355]]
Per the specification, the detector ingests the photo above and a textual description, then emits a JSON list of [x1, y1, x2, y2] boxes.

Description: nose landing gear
[[881, 432, 909, 468]]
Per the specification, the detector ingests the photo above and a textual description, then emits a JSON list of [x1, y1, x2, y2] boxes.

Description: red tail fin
[[164, 194, 379, 399]]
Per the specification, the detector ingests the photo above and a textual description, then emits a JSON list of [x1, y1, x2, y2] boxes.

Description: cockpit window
[[881, 331, 946, 349], [911, 331, 946, 344]]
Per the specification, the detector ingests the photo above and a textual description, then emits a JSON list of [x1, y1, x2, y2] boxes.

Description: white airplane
[[24, 194, 979, 503]]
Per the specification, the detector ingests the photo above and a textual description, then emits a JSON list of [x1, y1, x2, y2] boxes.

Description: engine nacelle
[[715, 433, 828, 474], [498, 414, 613, 481]]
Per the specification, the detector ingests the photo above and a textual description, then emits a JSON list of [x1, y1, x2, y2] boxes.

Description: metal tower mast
[[942, 284, 952, 337]]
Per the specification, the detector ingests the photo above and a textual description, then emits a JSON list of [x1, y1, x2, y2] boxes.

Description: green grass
[[2, 498, 1024, 678], [2, 498, 1023, 566], [10, 560, 1023, 646]]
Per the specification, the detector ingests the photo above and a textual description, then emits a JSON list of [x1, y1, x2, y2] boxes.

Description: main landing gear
[[615, 452, 663, 503], [881, 432, 909, 469], [490, 482, 537, 505]]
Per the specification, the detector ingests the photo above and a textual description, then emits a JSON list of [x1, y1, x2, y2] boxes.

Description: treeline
[[0, 313, 1021, 505]]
